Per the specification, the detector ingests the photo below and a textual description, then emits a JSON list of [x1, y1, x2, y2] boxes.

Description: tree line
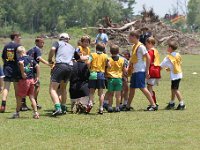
[[0, 0, 135, 34]]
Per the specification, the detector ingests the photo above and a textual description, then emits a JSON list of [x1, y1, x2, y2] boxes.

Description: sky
[[134, 0, 189, 17]]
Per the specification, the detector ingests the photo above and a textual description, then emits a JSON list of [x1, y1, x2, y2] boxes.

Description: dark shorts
[[171, 79, 181, 90], [130, 72, 146, 88], [4, 77, 19, 82], [88, 79, 105, 89], [51, 63, 73, 83], [70, 83, 89, 99]]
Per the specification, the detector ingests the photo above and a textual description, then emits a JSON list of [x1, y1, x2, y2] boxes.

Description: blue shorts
[[130, 72, 146, 88], [88, 79, 105, 89]]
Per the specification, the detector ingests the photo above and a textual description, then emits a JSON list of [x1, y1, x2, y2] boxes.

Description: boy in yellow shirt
[[160, 41, 185, 110], [86, 43, 110, 114], [106, 45, 128, 112]]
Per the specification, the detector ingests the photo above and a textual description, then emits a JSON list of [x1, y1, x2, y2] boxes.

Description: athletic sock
[[61, 104, 66, 111], [123, 100, 128, 105], [21, 98, 26, 104], [179, 101, 184, 106], [1, 100, 6, 107], [152, 91, 156, 104], [169, 100, 175, 104], [55, 103, 61, 111]]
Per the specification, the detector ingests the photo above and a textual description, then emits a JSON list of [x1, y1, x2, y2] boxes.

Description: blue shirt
[[18, 55, 37, 79], [95, 33, 108, 44], [27, 46, 42, 64]]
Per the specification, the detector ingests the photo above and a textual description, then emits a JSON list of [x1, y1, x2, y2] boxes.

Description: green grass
[[0, 37, 200, 150]]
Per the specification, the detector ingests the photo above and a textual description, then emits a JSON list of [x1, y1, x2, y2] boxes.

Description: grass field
[[0, 36, 200, 150]]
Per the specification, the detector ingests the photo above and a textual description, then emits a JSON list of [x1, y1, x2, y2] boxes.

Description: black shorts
[[171, 79, 181, 90], [51, 63, 73, 83], [70, 83, 89, 99], [4, 76, 19, 82], [88, 79, 105, 89]]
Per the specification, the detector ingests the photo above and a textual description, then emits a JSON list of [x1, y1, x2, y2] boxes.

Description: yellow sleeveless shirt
[[167, 53, 182, 74], [90, 53, 108, 72], [106, 57, 124, 78]]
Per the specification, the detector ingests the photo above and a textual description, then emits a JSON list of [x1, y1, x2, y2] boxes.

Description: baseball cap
[[59, 33, 70, 39]]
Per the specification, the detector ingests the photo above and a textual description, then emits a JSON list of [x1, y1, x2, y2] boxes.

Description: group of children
[[0, 30, 186, 119]]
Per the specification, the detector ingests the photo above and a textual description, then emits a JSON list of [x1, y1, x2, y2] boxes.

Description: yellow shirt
[[90, 53, 108, 73], [106, 57, 124, 78], [78, 46, 90, 56], [151, 48, 160, 66], [167, 53, 182, 74], [130, 41, 142, 64]]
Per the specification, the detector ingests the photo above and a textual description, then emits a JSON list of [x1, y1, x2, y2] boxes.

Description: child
[[145, 37, 160, 108], [76, 35, 91, 56], [119, 50, 130, 109], [126, 30, 157, 111], [86, 43, 110, 114], [160, 41, 185, 110], [106, 45, 127, 112], [20, 37, 51, 111], [69, 59, 90, 113], [12, 46, 40, 119]]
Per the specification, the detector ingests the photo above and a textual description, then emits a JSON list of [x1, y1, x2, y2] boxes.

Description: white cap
[[59, 33, 70, 39]]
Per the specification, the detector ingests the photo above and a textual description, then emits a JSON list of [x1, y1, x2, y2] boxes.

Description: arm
[[145, 53, 151, 79], [34, 64, 40, 83], [19, 61, 27, 79], [48, 47, 56, 64], [38, 57, 52, 67]]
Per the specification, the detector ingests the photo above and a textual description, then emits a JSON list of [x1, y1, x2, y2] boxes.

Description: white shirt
[[160, 52, 183, 80], [133, 45, 147, 73]]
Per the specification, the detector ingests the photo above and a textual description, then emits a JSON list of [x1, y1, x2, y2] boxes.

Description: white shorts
[[147, 78, 159, 86]]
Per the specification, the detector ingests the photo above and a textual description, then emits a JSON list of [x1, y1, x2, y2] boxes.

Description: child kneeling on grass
[[12, 46, 40, 119], [160, 41, 186, 110]]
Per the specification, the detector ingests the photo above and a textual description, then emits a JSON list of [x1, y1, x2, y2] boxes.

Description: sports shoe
[[61, 105, 67, 114], [147, 105, 157, 111], [165, 103, 175, 110], [86, 104, 93, 113], [147, 103, 159, 110], [103, 102, 108, 111], [33, 112, 40, 119], [20, 103, 31, 111], [124, 106, 134, 111], [107, 107, 113, 113], [0, 105, 6, 113], [115, 107, 120, 112], [176, 104, 186, 110], [11, 112, 20, 119], [98, 108, 103, 115], [52, 109, 62, 116]]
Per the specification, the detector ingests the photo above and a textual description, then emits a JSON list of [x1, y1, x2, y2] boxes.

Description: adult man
[[0, 32, 21, 113], [95, 27, 109, 45], [48, 33, 87, 116]]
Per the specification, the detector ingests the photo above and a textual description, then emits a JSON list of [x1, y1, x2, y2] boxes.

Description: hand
[[34, 77, 39, 84], [146, 72, 150, 79]]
